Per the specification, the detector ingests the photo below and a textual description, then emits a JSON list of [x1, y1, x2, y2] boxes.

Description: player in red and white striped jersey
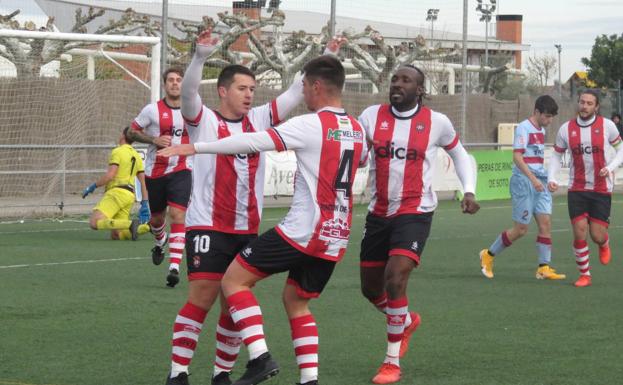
[[128, 67, 191, 287], [358, 65, 479, 384], [548, 90, 623, 287], [160, 54, 365, 385]]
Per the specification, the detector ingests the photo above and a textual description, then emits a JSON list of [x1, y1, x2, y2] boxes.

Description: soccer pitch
[[1, 197, 622, 385]]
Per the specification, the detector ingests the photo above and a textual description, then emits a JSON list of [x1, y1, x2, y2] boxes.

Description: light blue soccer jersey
[[512, 119, 546, 178]]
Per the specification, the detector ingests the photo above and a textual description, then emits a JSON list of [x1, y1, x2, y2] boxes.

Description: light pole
[[555, 44, 562, 97], [426, 9, 439, 49], [476, 0, 496, 67]]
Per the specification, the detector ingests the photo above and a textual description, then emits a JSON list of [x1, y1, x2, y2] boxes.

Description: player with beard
[[548, 89, 623, 287], [357, 65, 480, 384]]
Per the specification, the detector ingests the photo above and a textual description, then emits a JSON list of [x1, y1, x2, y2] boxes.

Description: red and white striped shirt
[[359, 104, 469, 216], [184, 101, 282, 234], [132, 99, 191, 178], [553, 116, 622, 193], [266, 108, 367, 261]]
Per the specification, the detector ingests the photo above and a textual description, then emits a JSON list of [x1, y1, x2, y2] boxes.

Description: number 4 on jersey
[[334, 149, 355, 198]]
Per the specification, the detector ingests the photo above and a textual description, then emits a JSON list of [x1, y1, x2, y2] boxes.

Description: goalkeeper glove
[[138, 200, 150, 224], [82, 183, 97, 199]]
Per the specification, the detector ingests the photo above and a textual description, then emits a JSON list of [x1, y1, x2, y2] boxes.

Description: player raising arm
[[547, 89, 623, 287], [160, 54, 366, 385], [82, 127, 150, 240]]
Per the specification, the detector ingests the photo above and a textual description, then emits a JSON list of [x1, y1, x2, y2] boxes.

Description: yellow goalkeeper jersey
[[105, 144, 144, 192]]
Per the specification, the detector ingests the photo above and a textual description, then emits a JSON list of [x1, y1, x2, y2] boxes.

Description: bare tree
[[527, 53, 557, 87], [0, 7, 154, 78]]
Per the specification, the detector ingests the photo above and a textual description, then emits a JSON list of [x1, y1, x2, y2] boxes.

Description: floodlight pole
[[160, 0, 169, 98], [555, 44, 562, 97], [329, 0, 337, 37], [426, 9, 439, 49], [461, 0, 468, 141]]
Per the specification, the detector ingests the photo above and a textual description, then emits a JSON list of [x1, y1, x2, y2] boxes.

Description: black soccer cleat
[[166, 372, 190, 385], [296, 381, 318, 385], [212, 371, 233, 385], [130, 219, 139, 241], [166, 269, 180, 288], [232, 352, 279, 385], [151, 234, 168, 265]]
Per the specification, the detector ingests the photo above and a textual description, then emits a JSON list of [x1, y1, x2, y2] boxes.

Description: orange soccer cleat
[[599, 244, 611, 265], [372, 363, 401, 384], [399, 312, 421, 358], [574, 275, 592, 287]]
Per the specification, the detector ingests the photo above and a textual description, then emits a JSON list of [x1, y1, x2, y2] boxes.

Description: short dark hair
[[579, 89, 600, 105], [303, 55, 345, 91], [217, 65, 256, 89], [534, 95, 558, 115], [123, 126, 134, 145], [162, 67, 184, 83], [611, 113, 621, 120], [402, 64, 426, 86]]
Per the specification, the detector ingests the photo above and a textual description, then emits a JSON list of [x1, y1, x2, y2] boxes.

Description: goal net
[[0, 30, 161, 220]]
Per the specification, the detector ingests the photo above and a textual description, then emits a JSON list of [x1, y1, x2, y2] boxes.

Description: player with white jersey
[[128, 67, 191, 287], [548, 89, 623, 287], [358, 65, 479, 384], [160, 54, 366, 385], [479, 95, 566, 281]]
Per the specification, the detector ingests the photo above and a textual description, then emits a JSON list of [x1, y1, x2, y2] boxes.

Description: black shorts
[[237, 228, 336, 299], [185, 229, 257, 281], [146, 169, 191, 214], [360, 212, 434, 267], [568, 191, 611, 227]]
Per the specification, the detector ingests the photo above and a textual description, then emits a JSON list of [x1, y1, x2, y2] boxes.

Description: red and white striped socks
[[369, 292, 413, 328], [385, 297, 408, 366], [227, 290, 268, 360], [170, 302, 207, 377], [151, 221, 167, 246], [214, 312, 242, 377], [290, 314, 319, 384], [169, 223, 185, 271], [574, 239, 591, 276]]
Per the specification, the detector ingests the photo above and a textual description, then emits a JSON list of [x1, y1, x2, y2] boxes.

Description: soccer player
[[128, 67, 191, 287], [82, 127, 151, 240], [548, 90, 623, 287], [357, 65, 479, 384], [158, 30, 342, 385], [160, 54, 366, 385], [479, 95, 566, 280]]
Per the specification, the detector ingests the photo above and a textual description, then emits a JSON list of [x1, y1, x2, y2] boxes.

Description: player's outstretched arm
[[158, 131, 277, 158], [182, 29, 219, 122]]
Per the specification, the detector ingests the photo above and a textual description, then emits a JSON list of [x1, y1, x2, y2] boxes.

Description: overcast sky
[[3, 0, 622, 81]]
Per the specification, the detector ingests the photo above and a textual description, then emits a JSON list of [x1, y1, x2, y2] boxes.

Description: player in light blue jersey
[[479, 95, 566, 280]]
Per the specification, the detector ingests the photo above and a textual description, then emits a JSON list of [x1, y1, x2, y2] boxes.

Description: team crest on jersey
[[380, 120, 389, 130], [162, 112, 169, 119], [193, 255, 201, 268], [571, 131, 577, 137], [319, 218, 350, 241], [416, 123, 425, 131], [595, 129, 600, 134], [518, 135, 525, 146]]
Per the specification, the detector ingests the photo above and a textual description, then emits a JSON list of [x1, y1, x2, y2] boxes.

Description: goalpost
[[0, 29, 161, 220]]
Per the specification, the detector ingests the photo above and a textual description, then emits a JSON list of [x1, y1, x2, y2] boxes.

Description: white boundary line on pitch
[[0, 257, 147, 270]]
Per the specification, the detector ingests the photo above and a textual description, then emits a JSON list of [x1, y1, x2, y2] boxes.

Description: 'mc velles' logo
[[327, 128, 363, 142]]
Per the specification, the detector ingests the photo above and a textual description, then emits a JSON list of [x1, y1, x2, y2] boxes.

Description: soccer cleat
[[152, 234, 168, 265], [130, 219, 139, 241], [371, 363, 401, 384], [232, 352, 279, 385], [399, 311, 421, 358], [166, 372, 190, 385], [296, 381, 318, 385], [479, 249, 494, 279], [599, 245, 611, 265], [535, 265, 566, 280], [574, 275, 592, 287], [212, 372, 232, 385], [166, 269, 180, 288]]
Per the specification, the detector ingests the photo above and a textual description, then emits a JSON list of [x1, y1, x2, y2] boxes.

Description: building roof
[[33, 0, 529, 51]]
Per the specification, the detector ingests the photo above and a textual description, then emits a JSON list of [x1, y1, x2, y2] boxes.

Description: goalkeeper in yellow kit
[[82, 127, 151, 240]]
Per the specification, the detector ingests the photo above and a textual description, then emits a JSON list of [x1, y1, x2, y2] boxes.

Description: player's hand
[[531, 178, 545, 192], [324, 35, 348, 55], [82, 183, 97, 199], [461, 192, 480, 214], [195, 28, 219, 59], [547, 181, 558, 192], [599, 167, 611, 177], [138, 200, 150, 224], [153, 135, 172, 148], [158, 144, 197, 158]]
